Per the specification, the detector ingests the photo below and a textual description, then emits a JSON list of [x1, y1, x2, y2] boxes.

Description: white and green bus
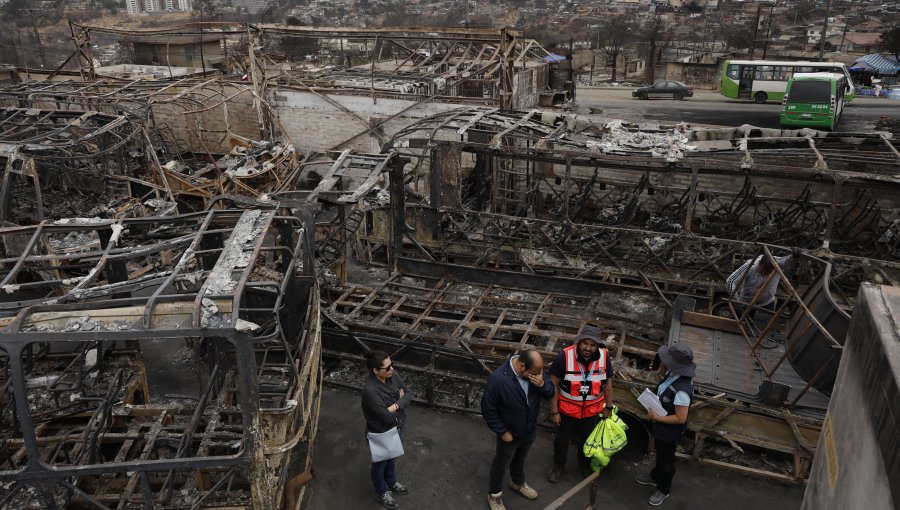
[[718, 60, 855, 104]]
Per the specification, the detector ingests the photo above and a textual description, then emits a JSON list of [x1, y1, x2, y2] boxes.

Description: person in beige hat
[[635, 343, 696, 506]]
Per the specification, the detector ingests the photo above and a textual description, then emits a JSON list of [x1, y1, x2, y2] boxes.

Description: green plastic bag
[[583, 405, 628, 472]]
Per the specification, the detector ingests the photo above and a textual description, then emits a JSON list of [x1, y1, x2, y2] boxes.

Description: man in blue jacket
[[481, 349, 555, 510]]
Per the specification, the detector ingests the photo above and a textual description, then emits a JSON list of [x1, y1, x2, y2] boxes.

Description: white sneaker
[[487, 492, 506, 510]]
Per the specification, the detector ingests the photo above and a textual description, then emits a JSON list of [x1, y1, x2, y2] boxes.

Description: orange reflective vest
[[557, 344, 608, 419]]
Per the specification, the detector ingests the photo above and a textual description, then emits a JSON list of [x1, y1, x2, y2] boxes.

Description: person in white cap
[[635, 343, 696, 506]]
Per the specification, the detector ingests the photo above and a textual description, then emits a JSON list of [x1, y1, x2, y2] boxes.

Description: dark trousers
[[650, 438, 677, 495], [489, 432, 535, 495], [553, 414, 601, 469], [371, 457, 397, 495]]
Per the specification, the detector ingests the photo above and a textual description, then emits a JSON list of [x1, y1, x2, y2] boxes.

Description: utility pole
[[749, 4, 762, 59], [22, 9, 47, 69], [16, 28, 25, 69], [839, 10, 850, 53], [762, 1, 775, 59], [818, 0, 831, 60]]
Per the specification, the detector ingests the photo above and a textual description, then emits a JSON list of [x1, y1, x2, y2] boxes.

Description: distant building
[[126, 0, 191, 15], [831, 32, 883, 53], [127, 35, 226, 70], [231, 0, 277, 14], [807, 23, 845, 44]]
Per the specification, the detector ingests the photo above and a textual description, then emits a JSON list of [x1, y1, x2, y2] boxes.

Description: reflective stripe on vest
[[557, 344, 607, 419]]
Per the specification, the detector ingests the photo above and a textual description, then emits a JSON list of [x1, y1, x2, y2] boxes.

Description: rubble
[[0, 209, 322, 509], [0, 22, 898, 505]]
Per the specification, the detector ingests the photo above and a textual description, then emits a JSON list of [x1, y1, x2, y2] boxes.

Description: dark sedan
[[632, 81, 694, 100]]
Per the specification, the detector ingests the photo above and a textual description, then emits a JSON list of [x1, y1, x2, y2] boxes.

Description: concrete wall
[[269, 89, 463, 153], [802, 284, 900, 510], [570, 49, 597, 69], [150, 86, 260, 153], [511, 64, 549, 110], [134, 41, 225, 68]]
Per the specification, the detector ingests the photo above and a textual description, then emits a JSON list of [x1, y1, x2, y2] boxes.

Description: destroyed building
[[0, 22, 899, 509], [0, 209, 321, 509]]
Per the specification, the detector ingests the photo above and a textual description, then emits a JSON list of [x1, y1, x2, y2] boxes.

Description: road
[[576, 88, 900, 131]]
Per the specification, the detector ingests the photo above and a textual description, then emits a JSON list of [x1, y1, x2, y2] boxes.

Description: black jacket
[[651, 374, 693, 445], [481, 358, 555, 439], [361, 373, 411, 433]]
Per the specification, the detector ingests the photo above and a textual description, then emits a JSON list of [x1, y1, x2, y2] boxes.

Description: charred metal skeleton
[[318, 108, 900, 482], [0, 208, 321, 509]]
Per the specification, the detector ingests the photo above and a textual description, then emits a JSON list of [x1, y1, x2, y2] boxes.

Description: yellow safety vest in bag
[[583, 406, 628, 471]]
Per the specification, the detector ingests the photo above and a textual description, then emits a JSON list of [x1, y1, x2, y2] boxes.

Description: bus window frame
[[726, 64, 741, 80]]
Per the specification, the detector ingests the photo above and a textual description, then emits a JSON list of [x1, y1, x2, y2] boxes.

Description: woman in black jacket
[[361, 350, 411, 509]]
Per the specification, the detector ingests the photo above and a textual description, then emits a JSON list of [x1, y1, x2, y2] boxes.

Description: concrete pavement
[[574, 88, 900, 131], [306, 387, 804, 510]]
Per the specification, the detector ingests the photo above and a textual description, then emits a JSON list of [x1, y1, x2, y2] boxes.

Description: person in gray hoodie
[[361, 350, 411, 509]]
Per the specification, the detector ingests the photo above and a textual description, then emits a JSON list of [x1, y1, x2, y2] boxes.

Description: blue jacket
[[481, 359, 555, 439]]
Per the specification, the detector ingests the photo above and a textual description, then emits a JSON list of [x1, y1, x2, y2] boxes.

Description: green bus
[[718, 60, 855, 104], [780, 73, 846, 130]]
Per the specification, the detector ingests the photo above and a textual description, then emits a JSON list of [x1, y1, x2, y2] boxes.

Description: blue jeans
[[371, 457, 397, 495]]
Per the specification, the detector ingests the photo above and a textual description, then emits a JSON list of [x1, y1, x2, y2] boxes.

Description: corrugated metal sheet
[[678, 324, 829, 410]]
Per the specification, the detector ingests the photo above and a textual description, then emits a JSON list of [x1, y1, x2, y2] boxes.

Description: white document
[[638, 388, 667, 416]]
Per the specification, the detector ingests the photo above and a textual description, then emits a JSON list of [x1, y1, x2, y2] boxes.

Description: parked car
[[632, 81, 694, 100]]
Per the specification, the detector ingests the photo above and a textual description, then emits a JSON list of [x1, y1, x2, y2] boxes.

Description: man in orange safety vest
[[547, 326, 614, 482]]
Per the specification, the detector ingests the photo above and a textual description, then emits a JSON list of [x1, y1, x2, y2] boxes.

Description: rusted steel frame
[[532, 222, 578, 267], [455, 108, 500, 135], [782, 409, 814, 455], [805, 136, 828, 171], [450, 285, 495, 339], [762, 246, 841, 348], [0, 231, 194, 271], [79, 369, 127, 463], [384, 204, 899, 296], [788, 349, 841, 406], [206, 212, 277, 328], [66, 220, 127, 294], [561, 157, 571, 219], [576, 231, 628, 273], [636, 237, 679, 277], [402, 229, 439, 262], [0, 222, 47, 288], [639, 270, 674, 308], [323, 348, 491, 387], [331, 280, 662, 346], [441, 209, 685, 280], [160, 363, 223, 501], [397, 280, 452, 341], [57, 478, 112, 510], [68, 21, 95, 81], [724, 288, 773, 377], [442, 212, 496, 252], [141, 211, 221, 328], [490, 109, 538, 146], [513, 40, 534, 64], [760, 297, 818, 379], [751, 295, 794, 351], [543, 471, 600, 510], [517, 292, 554, 351], [682, 240, 738, 285], [471, 216, 533, 268], [737, 269, 778, 323], [389, 39, 430, 71], [825, 178, 844, 242], [879, 132, 900, 159], [0, 343, 254, 484]]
